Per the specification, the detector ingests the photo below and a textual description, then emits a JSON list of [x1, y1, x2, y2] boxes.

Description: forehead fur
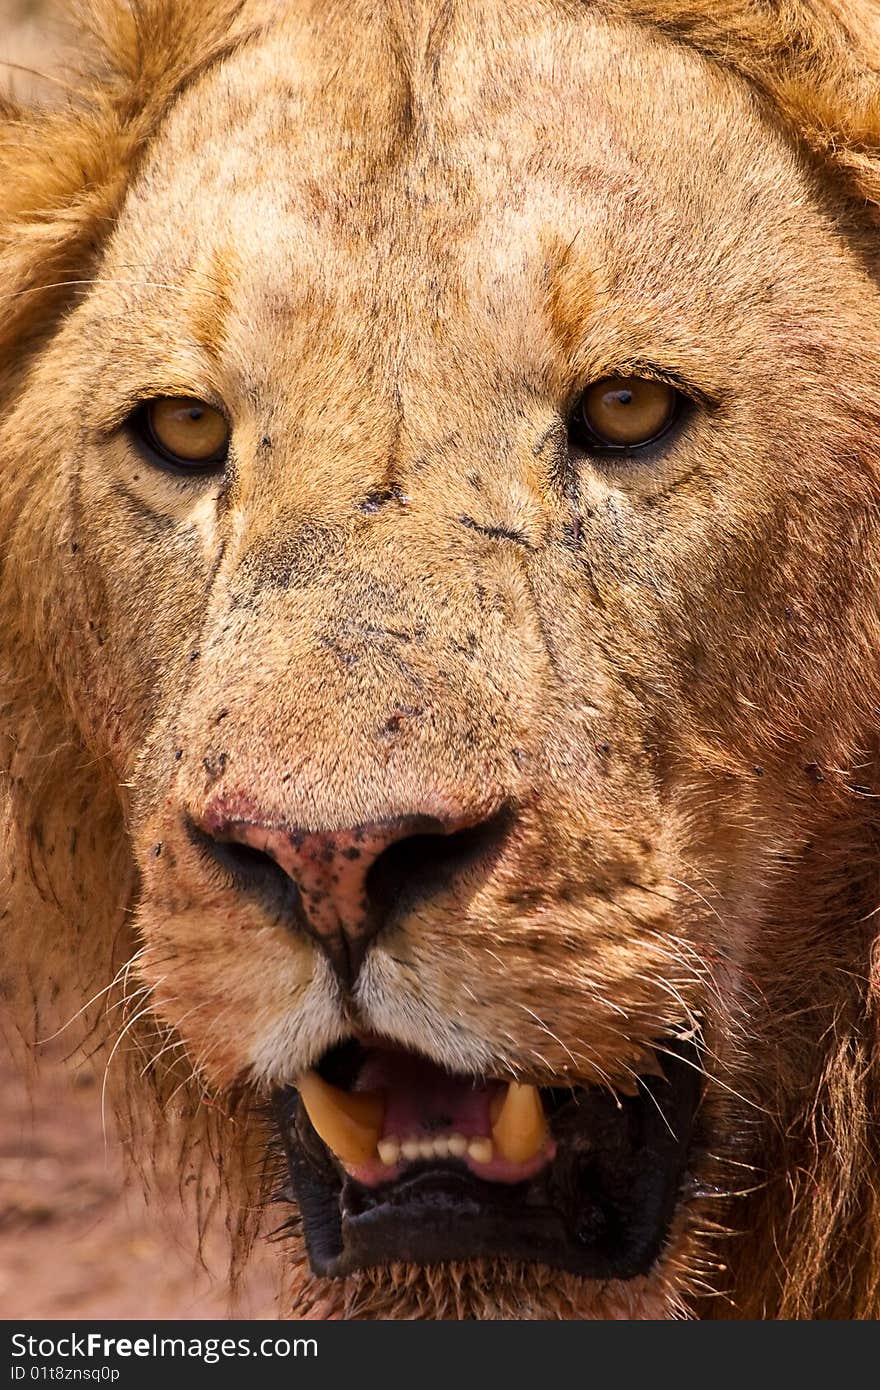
[[2, 0, 880, 391], [85, 9, 820, 425]]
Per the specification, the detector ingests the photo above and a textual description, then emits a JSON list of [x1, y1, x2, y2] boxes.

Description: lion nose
[[191, 809, 508, 988]]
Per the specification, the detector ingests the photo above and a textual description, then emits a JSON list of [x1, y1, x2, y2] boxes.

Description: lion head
[[3, 0, 880, 1319]]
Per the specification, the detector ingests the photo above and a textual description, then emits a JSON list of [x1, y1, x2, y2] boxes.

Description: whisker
[[36, 945, 148, 1043], [0, 59, 85, 95], [1, 274, 219, 307], [100, 982, 164, 1151]]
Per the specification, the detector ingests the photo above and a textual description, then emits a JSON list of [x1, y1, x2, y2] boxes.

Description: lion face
[[5, 0, 880, 1318]]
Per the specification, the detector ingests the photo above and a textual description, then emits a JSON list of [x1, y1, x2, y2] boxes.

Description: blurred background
[[0, 0, 59, 97], [0, 0, 277, 1319]]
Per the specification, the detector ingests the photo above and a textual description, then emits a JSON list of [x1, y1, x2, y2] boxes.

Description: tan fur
[[2, 0, 880, 1318]]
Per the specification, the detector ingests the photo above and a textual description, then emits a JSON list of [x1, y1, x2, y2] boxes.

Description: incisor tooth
[[468, 1136, 493, 1164], [433, 1136, 450, 1159], [377, 1137, 400, 1166], [490, 1082, 548, 1163], [296, 1071, 384, 1166], [401, 1137, 421, 1161], [447, 1134, 468, 1158], [419, 1138, 435, 1159]]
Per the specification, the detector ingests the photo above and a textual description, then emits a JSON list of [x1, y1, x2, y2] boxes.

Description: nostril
[[186, 821, 300, 920], [184, 803, 512, 985], [364, 809, 511, 925]]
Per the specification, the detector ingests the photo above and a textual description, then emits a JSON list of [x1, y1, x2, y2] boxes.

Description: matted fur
[[2, 0, 880, 1319]]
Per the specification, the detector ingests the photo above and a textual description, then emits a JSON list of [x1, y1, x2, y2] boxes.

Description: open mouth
[[274, 1035, 704, 1280]]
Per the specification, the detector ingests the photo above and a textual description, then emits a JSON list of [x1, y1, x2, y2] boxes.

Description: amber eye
[[570, 376, 678, 451], [132, 397, 230, 470]]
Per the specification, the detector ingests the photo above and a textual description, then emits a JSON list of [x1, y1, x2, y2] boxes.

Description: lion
[[2, 0, 880, 1321]]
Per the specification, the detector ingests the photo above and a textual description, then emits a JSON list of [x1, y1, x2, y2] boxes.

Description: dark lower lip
[[274, 1038, 704, 1281]]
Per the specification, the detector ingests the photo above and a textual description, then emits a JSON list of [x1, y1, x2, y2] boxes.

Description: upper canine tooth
[[490, 1082, 547, 1163], [296, 1071, 384, 1165]]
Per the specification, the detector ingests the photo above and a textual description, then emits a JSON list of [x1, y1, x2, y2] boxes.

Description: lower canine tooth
[[490, 1082, 547, 1163], [377, 1137, 400, 1166], [467, 1136, 493, 1164], [296, 1071, 384, 1166]]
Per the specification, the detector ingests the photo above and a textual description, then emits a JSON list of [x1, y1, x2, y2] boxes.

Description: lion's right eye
[[129, 397, 230, 472]]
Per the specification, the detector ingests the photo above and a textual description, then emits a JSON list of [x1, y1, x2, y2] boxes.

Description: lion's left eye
[[130, 397, 230, 471], [569, 376, 679, 451]]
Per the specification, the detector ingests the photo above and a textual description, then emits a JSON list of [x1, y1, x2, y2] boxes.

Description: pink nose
[[193, 810, 503, 986]]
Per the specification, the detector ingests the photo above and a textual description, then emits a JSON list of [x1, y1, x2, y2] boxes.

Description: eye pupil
[[571, 375, 678, 452]]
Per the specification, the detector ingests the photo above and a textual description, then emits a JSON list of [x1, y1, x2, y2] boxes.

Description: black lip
[[275, 1039, 703, 1281]]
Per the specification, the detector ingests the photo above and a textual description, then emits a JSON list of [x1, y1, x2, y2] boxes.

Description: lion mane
[[2, 0, 880, 1319]]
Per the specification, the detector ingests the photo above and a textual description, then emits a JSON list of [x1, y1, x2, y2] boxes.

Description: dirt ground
[[0, 0, 279, 1322], [0, 1042, 279, 1320]]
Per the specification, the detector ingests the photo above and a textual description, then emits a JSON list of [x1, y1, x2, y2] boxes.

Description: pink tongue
[[355, 1049, 499, 1140]]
